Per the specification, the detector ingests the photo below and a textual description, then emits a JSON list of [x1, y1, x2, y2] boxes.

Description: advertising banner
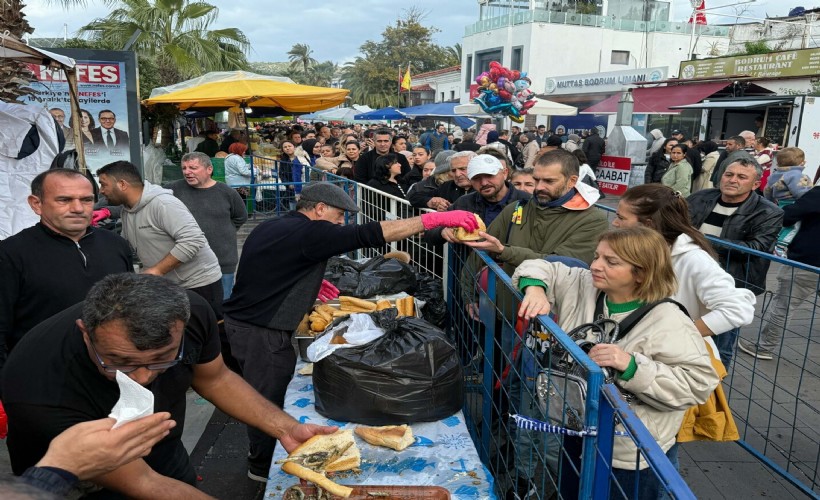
[[597, 155, 631, 196], [550, 115, 609, 139], [23, 61, 132, 173], [679, 47, 820, 80]]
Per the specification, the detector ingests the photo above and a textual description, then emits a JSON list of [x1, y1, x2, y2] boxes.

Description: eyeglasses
[[88, 336, 185, 374]]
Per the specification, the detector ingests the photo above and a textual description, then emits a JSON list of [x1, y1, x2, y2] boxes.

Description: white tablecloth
[[265, 361, 496, 499]]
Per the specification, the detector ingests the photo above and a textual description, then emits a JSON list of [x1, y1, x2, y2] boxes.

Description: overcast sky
[[24, 0, 787, 63]]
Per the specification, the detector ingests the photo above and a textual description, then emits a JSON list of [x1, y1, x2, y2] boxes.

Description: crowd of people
[[0, 114, 818, 499]]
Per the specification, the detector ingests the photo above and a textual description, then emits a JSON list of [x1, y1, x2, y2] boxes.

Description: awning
[[581, 82, 731, 115], [669, 98, 794, 110]]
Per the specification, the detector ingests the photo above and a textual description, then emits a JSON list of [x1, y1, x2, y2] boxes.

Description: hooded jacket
[[647, 129, 665, 156], [121, 181, 222, 289], [669, 234, 756, 354], [511, 261, 718, 470]]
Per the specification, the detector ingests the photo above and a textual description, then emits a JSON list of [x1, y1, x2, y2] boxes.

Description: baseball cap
[[467, 154, 504, 179], [671, 129, 682, 135], [299, 182, 359, 213]]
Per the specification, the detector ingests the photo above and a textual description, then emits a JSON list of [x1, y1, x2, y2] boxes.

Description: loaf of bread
[[354, 424, 414, 451], [396, 296, 415, 317], [375, 299, 392, 311], [454, 213, 486, 241], [339, 296, 377, 312], [279, 430, 359, 498]]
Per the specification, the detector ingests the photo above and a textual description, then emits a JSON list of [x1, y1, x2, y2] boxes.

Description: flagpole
[[398, 66, 401, 108]]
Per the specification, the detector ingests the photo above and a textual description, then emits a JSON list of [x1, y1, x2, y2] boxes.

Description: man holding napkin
[[2, 273, 337, 499]]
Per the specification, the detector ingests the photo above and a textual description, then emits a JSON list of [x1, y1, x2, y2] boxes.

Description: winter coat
[[511, 261, 719, 470], [661, 159, 693, 197], [687, 189, 783, 294], [693, 151, 719, 193], [644, 152, 671, 184], [764, 165, 812, 203]]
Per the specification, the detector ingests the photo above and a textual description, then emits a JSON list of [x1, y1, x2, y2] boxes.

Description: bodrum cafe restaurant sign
[[544, 67, 667, 95], [679, 47, 820, 80]]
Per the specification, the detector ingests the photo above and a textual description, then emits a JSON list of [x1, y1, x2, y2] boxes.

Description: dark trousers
[[190, 279, 241, 373], [224, 315, 296, 474]]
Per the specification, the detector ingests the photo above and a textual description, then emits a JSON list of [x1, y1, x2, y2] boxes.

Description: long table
[[265, 360, 496, 499]]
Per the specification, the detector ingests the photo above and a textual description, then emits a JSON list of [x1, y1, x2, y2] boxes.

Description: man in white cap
[[222, 182, 479, 481], [425, 154, 530, 245]]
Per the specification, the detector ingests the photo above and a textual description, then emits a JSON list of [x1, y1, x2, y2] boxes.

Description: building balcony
[[465, 10, 730, 37]]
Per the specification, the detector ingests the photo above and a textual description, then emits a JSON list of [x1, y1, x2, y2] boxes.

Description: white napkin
[[108, 370, 155, 429]]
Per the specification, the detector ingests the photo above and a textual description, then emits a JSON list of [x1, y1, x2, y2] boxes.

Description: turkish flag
[[688, 1, 707, 25]]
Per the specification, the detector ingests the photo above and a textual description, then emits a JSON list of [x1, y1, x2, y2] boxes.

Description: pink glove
[[317, 280, 340, 303], [92, 208, 111, 226], [0, 401, 7, 439], [421, 210, 479, 232]]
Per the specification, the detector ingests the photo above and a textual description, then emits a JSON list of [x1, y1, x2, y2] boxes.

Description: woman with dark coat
[[366, 153, 409, 200], [644, 138, 678, 184]]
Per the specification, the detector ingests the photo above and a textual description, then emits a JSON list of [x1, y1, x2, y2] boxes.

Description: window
[[450, 90, 456, 101], [511, 46, 523, 71], [476, 49, 504, 77], [611, 50, 630, 65], [465, 55, 473, 92]]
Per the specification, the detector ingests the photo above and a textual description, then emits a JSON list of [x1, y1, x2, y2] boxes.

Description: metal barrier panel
[[708, 239, 820, 497], [596, 201, 820, 496], [444, 244, 694, 499]]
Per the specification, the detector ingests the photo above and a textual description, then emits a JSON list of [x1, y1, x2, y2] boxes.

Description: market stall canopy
[[454, 98, 578, 117], [143, 71, 349, 113], [399, 103, 476, 128], [302, 105, 373, 122], [354, 106, 408, 121], [581, 82, 730, 115], [0, 32, 75, 68], [669, 97, 795, 110]]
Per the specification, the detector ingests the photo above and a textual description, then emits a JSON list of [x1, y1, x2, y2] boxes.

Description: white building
[[460, 0, 732, 127], [407, 65, 462, 106]]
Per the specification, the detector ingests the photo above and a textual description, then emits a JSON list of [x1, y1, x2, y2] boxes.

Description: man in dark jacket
[[738, 183, 820, 360], [454, 131, 481, 152], [687, 158, 783, 366], [712, 135, 757, 185], [354, 128, 410, 184], [424, 154, 530, 245], [581, 127, 605, 172], [194, 130, 220, 157], [0, 169, 133, 370]]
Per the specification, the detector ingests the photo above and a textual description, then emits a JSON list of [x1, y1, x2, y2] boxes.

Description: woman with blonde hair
[[513, 226, 718, 497]]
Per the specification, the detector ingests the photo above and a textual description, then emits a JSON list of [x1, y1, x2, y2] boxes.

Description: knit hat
[[568, 134, 580, 142], [300, 182, 359, 212], [433, 150, 457, 175], [487, 130, 500, 143]]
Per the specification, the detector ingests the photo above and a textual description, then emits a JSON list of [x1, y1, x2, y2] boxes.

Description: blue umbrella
[[353, 106, 407, 120], [399, 102, 476, 129]]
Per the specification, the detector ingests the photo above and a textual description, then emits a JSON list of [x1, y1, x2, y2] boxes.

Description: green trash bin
[[211, 158, 226, 183]]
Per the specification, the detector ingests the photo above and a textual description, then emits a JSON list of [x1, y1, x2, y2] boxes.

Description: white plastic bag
[[306, 313, 385, 362]]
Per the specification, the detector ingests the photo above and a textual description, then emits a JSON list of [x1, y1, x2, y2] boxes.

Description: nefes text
[[27, 63, 121, 84]]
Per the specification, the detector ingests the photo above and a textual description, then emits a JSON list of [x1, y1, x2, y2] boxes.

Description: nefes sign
[[544, 67, 667, 95], [679, 47, 820, 80]]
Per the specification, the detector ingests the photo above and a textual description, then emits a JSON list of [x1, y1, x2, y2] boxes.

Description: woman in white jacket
[[513, 227, 718, 497], [612, 184, 755, 469]]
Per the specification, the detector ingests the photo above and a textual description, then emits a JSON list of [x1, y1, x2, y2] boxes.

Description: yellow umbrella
[[142, 71, 348, 112]]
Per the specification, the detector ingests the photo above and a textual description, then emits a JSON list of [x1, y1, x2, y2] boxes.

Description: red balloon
[[511, 70, 521, 81], [499, 90, 512, 101]]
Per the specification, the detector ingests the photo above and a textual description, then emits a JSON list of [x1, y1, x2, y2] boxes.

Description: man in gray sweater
[[169, 152, 248, 299], [97, 161, 223, 318]]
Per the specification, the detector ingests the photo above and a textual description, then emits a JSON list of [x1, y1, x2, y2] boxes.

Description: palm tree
[[80, 0, 250, 82], [445, 43, 462, 66], [310, 61, 338, 88], [0, 0, 35, 102], [287, 43, 317, 77]]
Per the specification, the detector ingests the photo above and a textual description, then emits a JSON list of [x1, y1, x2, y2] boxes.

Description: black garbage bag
[[313, 309, 464, 425], [324, 256, 417, 298], [414, 271, 447, 328]]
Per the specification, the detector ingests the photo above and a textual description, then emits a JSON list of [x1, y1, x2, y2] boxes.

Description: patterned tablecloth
[[265, 361, 496, 499]]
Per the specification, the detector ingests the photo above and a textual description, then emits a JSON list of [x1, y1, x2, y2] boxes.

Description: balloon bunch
[[473, 61, 536, 123]]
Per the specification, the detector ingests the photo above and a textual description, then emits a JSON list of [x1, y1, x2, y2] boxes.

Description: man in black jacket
[[424, 153, 530, 245], [0, 169, 133, 370], [738, 184, 820, 360], [582, 127, 606, 172], [687, 158, 783, 366], [354, 128, 411, 184]]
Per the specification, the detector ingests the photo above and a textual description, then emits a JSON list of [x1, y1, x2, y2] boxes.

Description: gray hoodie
[[121, 181, 222, 289]]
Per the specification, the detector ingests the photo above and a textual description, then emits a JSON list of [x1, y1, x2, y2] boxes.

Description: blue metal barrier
[[445, 243, 695, 499]]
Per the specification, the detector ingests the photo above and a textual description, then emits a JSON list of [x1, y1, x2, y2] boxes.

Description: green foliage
[[341, 8, 461, 108], [742, 40, 771, 55]]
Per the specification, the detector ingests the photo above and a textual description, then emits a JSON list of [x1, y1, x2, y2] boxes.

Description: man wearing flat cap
[[222, 182, 478, 481]]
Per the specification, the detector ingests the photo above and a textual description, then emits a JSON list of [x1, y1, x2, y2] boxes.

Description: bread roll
[[330, 335, 347, 345], [339, 296, 377, 312], [454, 213, 486, 241], [281, 462, 353, 498], [383, 250, 411, 263], [397, 296, 415, 317], [375, 299, 392, 311], [310, 317, 329, 332], [355, 424, 415, 451]]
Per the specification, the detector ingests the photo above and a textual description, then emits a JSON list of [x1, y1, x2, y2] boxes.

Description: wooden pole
[[65, 67, 87, 174]]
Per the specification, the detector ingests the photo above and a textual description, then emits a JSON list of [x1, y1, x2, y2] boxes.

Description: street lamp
[[688, 0, 757, 60]]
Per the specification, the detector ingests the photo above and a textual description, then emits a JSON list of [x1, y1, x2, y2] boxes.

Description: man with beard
[[462, 149, 608, 273], [424, 154, 529, 245]]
